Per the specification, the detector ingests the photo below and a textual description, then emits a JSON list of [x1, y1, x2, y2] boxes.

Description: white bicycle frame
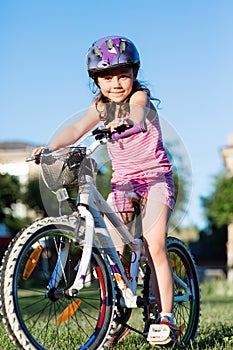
[[46, 130, 192, 309], [46, 133, 142, 308]]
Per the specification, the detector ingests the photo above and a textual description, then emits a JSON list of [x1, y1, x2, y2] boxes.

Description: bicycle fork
[[45, 206, 94, 298]]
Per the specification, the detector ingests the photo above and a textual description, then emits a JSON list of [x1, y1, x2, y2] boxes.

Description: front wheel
[[167, 236, 201, 346], [0, 216, 115, 350]]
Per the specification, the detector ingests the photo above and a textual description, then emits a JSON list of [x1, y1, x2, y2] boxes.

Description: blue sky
[[1, 0, 233, 229]]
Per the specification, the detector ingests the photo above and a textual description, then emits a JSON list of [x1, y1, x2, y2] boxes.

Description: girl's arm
[[107, 91, 150, 140], [32, 103, 99, 157], [129, 90, 150, 124], [49, 104, 99, 148]]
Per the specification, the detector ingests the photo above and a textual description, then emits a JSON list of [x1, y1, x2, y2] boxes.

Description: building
[[0, 141, 39, 182]]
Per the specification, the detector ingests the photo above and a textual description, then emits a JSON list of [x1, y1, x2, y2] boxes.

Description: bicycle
[[0, 126, 201, 350]]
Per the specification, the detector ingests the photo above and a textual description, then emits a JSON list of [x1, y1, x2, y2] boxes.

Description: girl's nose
[[112, 76, 120, 87]]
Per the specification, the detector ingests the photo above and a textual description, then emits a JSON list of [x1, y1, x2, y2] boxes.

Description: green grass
[[1, 280, 233, 349]]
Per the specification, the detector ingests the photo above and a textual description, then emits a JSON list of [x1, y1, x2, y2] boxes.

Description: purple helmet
[[86, 36, 140, 77]]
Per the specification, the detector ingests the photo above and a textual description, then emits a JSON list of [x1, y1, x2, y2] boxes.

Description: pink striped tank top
[[107, 113, 173, 192]]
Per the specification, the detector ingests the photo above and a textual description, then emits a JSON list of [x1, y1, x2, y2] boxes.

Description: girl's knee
[[145, 240, 167, 265]]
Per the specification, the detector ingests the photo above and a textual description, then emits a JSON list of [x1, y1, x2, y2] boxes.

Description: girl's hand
[[104, 118, 133, 133], [31, 146, 45, 164]]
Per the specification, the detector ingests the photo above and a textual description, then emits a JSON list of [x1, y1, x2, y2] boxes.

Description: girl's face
[[97, 66, 135, 102]]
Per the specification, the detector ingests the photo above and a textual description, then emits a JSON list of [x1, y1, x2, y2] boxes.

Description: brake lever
[[114, 123, 133, 134], [91, 127, 111, 136]]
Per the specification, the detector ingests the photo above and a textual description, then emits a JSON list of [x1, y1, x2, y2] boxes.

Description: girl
[[32, 36, 177, 346]]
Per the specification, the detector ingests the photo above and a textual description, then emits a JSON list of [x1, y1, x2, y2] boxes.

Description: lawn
[[1, 280, 233, 349]]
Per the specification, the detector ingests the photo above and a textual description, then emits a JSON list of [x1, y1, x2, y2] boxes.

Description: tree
[[188, 173, 233, 266], [0, 173, 21, 220], [202, 173, 233, 227], [197, 173, 233, 267], [22, 177, 44, 213], [0, 173, 30, 234], [23, 177, 65, 217]]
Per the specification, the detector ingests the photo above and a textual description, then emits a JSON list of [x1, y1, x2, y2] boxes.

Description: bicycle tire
[[0, 216, 115, 350], [167, 236, 201, 345]]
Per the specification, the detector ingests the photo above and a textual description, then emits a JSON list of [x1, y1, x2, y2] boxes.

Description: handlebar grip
[[25, 154, 41, 162], [111, 123, 144, 141]]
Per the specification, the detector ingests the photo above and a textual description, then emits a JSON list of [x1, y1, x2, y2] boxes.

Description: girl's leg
[[142, 201, 173, 314], [104, 190, 136, 253], [104, 212, 135, 255]]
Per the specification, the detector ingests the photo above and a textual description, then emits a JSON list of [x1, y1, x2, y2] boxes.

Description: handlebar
[[91, 126, 111, 137], [25, 154, 41, 162], [25, 127, 111, 163], [25, 123, 132, 162]]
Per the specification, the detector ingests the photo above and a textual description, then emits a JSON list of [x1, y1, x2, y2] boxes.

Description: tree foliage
[[0, 173, 30, 234], [202, 173, 233, 227], [22, 177, 44, 213], [23, 177, 65, 217], [0, 173, 21, 220]]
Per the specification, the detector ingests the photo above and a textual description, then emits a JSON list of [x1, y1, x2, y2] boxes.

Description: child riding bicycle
[[32, 35, 177, 346]]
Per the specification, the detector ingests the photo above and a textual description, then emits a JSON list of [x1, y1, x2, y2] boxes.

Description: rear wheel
[[0, 216, 115, 350], [167, 237, 201, 345]]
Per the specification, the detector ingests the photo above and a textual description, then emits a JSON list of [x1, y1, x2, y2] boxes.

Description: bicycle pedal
[[147, 324, 171, 345]]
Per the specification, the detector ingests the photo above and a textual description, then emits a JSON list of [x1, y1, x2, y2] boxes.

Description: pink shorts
[[107, 175, 174, 213]]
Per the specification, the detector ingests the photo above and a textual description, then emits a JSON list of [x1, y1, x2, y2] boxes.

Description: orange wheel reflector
[[56, 298, 82, 325], [23, 245, 43, 280]]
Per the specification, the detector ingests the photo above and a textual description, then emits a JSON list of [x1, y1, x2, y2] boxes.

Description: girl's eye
[[100, 73, 131, 81], [120, 74, 130, 79]]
